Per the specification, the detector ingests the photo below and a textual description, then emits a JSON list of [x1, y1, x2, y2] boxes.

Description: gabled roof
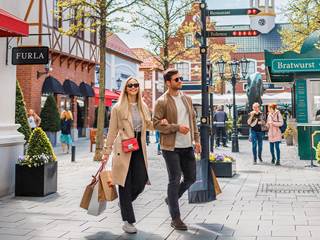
[[131, 48, 163, 70], [106, 34, 142, 63]]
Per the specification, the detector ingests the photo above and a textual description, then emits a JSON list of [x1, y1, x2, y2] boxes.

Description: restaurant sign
[[272, 58, 320, 73], [12, 46, 49, 65]]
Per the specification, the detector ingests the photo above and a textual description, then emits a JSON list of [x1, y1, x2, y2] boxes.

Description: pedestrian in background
[[266, 103, 283, 165], [155, 130, 161, 155], [27, 109, 41, 131], [60, 110, 73, 154], [102, 77, 167, 234], [247, 102, 265, 164], [213, 105, 228, 147], [153, 68, 201, 231]]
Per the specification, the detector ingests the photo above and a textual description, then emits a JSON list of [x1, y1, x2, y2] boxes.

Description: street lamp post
[[216, 57, 249, 153], [229, 60, 240, 152]]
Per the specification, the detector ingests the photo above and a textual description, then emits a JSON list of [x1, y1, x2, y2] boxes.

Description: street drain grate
[[258, 183, 320, 194]]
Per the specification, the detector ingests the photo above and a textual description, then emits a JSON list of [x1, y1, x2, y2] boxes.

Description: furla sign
[[12, 46, 49, 65]]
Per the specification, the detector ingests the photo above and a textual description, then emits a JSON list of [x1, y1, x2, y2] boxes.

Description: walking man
[[153, 68, 201, 231], [247, 102, 265, 164], [213, 105, 228, 147]]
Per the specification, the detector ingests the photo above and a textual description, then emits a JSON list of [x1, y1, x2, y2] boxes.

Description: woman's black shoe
[[271, 159, 275, 164]]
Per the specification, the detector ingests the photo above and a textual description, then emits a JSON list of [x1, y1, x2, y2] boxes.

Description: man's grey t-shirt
[[172, 93, 192, 148]]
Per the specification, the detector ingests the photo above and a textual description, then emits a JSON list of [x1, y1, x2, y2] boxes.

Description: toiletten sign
[[12, 46, 49, 65], [272, 58, 320, 73]]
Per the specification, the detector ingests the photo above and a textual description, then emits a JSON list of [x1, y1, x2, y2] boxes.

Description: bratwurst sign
[[12, 46, 49, 65]]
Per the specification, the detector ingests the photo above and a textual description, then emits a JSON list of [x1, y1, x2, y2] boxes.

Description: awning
[[63, 79, 81, 96], [42, 76, 64, 94], [79, 82, 94, 97], [94, 87, 120, 106], [0, 9, 29, 37]]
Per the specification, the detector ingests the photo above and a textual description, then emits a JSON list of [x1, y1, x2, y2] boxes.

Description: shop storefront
[[0, 8, 28, 196], [265, 30, 320, 160]]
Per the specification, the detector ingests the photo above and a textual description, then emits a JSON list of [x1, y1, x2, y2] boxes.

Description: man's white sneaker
[[122, 221, 137, 234]]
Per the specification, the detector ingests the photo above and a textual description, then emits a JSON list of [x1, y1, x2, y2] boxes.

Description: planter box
[[210, 161, 236, 178], [15, 161, 57, 197]]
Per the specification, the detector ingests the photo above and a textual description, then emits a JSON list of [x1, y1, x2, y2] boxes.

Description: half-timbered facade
[[14, 0, 99, 139]]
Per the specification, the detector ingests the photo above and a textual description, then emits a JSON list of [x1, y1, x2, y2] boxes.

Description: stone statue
[[246, 72, 264, 110]]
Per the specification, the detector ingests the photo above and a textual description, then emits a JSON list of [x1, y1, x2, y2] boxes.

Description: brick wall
[[17, 53, 95, 129]]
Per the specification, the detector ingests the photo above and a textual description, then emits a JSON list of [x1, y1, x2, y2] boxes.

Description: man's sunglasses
[[127, 83, 140, 88], [172, 77, 183, 82]]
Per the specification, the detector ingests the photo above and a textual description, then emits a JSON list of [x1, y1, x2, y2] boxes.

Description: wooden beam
[[38, 0, 43, 46], [24, 0, 35, 21]]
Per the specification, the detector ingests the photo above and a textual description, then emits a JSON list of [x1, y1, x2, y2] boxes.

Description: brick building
[[16, 1, 141, 140], [132, 48, 163, 111]]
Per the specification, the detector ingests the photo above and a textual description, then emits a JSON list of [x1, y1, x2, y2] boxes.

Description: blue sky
[[118, 0, 289, 48]]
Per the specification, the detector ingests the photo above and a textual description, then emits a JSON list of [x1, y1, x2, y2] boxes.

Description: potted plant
[[15, 127, 57, 196], [15, 81, 31, 145], [209, 153, 236, 178], [283, 124, 297, 146], [40, 95, 61, 147], [316, 143, 320, 163]]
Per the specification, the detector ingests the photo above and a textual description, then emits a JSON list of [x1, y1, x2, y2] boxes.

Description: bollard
[[71, 145, 76, 162]]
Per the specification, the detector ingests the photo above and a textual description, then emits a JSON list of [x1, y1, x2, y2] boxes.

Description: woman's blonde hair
[[117, 77, 150, 121], [61, 110, 73, 120]]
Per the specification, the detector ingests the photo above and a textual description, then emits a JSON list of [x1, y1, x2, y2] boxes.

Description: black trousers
[[118, 134, 148, 224], [162, 147, 196, 219], [216, 127, 227, 146]]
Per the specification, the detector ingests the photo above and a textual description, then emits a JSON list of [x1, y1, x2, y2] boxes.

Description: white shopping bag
[[87, 182, 106, 216]]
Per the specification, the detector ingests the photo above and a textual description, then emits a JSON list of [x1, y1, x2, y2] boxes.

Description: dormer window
[[184, 33, 194, 49]]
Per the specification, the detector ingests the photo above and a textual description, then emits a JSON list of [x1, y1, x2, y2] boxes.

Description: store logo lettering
[[16, 52, 45, 60]]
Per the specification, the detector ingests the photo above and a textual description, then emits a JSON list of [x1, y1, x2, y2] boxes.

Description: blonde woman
[[102, 77, 167, 234], [266, 103, 283, 165], [60, 110, 73, 153]]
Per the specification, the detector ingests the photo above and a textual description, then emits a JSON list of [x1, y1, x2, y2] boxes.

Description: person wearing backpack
[[266, 103, 284, 165]]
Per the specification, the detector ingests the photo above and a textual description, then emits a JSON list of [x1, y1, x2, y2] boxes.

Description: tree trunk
[[94, 3, 107, 161]]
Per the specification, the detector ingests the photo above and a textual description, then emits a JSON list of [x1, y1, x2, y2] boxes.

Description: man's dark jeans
[[216, 126, 227, 146], [162, 148, 196, 219], [251, 129, 264, 161]]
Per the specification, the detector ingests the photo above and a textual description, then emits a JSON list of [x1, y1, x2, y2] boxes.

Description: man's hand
[[179, 125, 190, 135], [160, 118, 168, 125], [195, 143, 201, 154]]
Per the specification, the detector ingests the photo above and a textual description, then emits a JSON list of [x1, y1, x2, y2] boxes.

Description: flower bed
[[209, 153, 236, 178]]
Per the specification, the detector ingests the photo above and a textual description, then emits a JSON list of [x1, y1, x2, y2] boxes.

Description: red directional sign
[[206, 30, 261, 38]]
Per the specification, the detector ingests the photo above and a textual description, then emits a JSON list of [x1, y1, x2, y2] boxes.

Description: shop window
[[310, 80, 320, 121], [175, 62, 190, 81], [41, 94, 49, 108], [184, 34, 194, 49]]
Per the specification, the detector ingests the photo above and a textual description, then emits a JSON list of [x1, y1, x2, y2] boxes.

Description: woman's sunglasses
[[127, 83, 140, 88], [172, 77, 183, 82]]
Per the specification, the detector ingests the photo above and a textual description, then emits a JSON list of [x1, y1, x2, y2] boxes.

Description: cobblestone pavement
[[1, 137, 320, 240]]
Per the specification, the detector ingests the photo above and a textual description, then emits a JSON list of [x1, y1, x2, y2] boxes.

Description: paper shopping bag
[[80, 180, 95, 210], [87, 182, 106, 216], [211, 168, 222, 196], [99, 170, 118, 201]]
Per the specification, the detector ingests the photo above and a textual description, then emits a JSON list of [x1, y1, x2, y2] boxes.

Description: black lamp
[[116, 78, 122, 90], [239, 57, 250, 79]]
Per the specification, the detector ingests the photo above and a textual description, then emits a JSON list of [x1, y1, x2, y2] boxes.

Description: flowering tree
[[57, 0, 139, 160], [279, 0, 320, 52], [132, 0, 194, 70]]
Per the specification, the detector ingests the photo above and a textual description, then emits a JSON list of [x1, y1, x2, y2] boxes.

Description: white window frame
[[184, 33, 194, 49], [175, 61, 191, 81]]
